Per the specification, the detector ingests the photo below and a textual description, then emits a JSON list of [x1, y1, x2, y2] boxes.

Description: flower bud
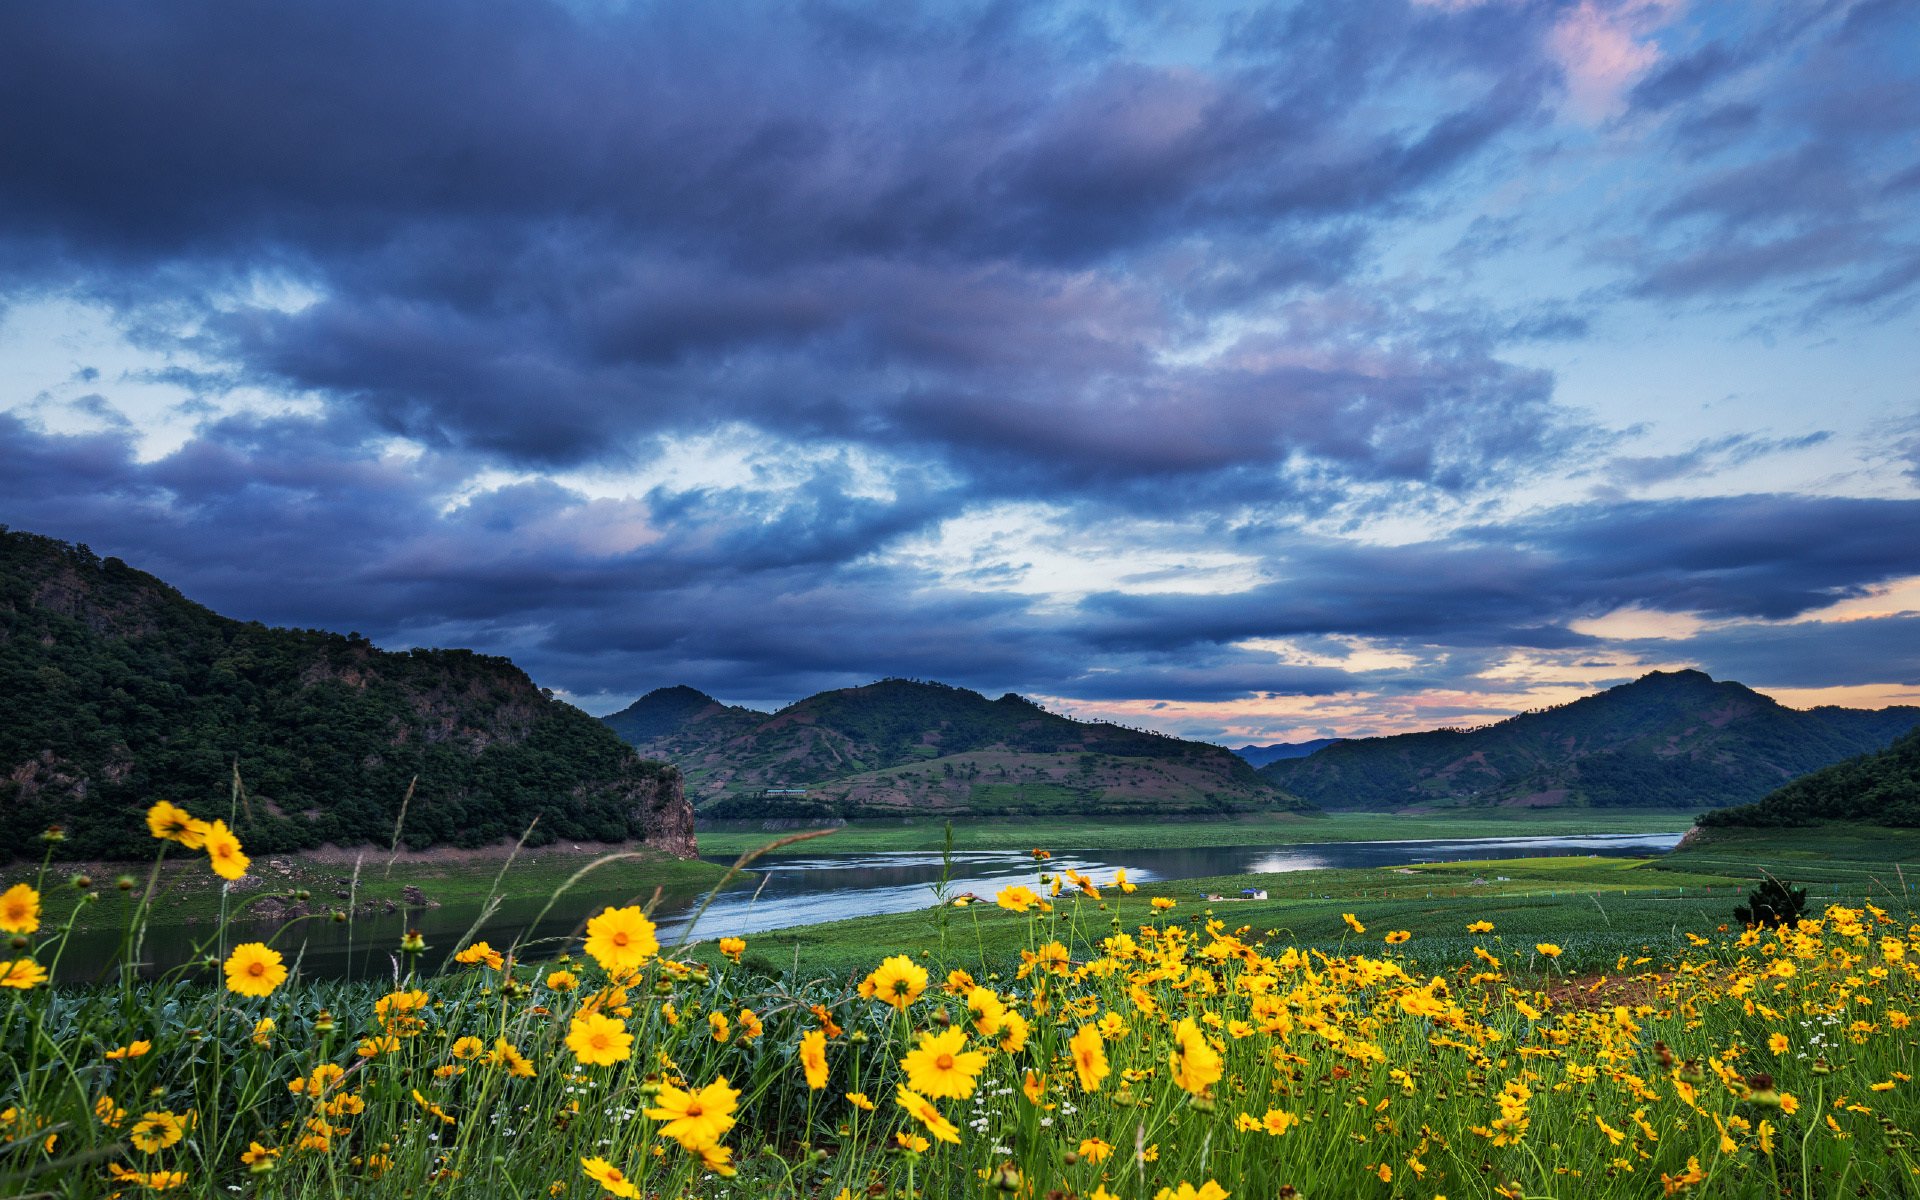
[[116, 876, 137, 891]]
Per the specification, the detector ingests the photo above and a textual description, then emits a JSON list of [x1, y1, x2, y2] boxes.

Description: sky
[[2, 0, 1917, 744]]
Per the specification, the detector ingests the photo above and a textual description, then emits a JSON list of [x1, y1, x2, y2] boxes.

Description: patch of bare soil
[[1548, 970, 1677, 1011]]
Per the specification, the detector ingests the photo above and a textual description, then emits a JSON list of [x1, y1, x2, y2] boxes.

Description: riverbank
[[695, 822, 1920, 979], [694, 807, 1701, 858], [4, 841, 732, 937], [691, 851, 1740, 979]]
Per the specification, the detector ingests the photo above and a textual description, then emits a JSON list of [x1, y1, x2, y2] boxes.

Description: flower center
[[248, 962, 266, 977], [687, 1101, 704, 1116], [612, 932, 629, 946], [935, 1053, 955, 1070]]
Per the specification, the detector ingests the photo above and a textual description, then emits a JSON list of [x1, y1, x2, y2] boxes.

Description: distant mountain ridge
[[602, 679, 1307, 819], [1259, 669, 1920, 812], [1232, 739, 1341, 767], [1701, 727, 1920, 828], [0, 528, 695, 861]]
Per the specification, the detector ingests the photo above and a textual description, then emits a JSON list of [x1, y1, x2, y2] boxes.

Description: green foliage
[[1262, 668, 1920, 811], [611, 677, 1307, 819], [1699, 728, 1920, 828], [0, 529, 686, 861], [1734, 876, 1808, 928]]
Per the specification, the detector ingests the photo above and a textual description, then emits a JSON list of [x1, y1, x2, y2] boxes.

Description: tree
[[1735, 877, 1808, 929]]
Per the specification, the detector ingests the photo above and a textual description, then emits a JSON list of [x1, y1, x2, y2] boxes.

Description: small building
[[1241, 888, 1268, 901]]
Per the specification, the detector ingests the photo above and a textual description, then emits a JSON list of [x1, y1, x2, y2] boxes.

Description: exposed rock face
[[605, 759, 696, 858]]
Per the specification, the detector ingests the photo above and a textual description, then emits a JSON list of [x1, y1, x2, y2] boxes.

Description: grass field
[[694, 807, 1700, 858], [704, 851, 1745, 980], [7, 809, 1918, 1199], [697, 823, 1920, 980], [5, 843, 731, 936]]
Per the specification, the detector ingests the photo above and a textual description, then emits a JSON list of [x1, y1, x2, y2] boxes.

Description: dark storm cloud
[[1076, 494, 1920, 652], [11, 394, 1915, 710], [0, 0, 1579, 494], [6, 400, 1919, 716], [1622, 614, 1920, 690], [3, 1, 1916, 725]]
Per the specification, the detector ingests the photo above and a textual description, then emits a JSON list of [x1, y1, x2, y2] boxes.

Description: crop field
[[3, 807, 1918, 1198]]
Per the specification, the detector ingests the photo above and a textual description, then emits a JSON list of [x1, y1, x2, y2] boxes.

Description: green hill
[[0, 528, 694, 861], [601, 678, 1307, 819], [1698, 727, 1920, 828], [1259, 669, 1920, 812]]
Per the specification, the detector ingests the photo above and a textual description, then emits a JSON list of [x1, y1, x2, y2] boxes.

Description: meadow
[[2, 807, 1918, 1198], [692, 809, 1701, 859]]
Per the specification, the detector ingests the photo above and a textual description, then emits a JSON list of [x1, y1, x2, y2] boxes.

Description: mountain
[[1258, 669, 1920, 812], [1699, 727, 1920, 828], [602, 678, 1308, 819], [1232, 739, 1340, 768], [0, 529, 694, 861], [602, 686, 766, 756]]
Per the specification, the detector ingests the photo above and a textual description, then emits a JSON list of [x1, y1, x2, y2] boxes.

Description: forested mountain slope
[[1, 529, 694, 860], [1259, 670, 1920, 811], [603, 679, 1308, 819], [1699, 727, 1920, 827]]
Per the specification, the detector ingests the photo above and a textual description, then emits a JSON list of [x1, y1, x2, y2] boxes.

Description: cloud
[[1610, 0, 1920, 313], [5, 398, 1917, 732], [1546, 0, 1675, 122], [1621, 613, 1920, 689], [1073, 494, 1920, 653], [1606, 431, 1832, 487], [0, 0, 1580, 502], [1, 0, 1916, 739]]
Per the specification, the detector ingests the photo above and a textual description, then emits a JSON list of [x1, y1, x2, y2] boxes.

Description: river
[[49, 831, 1683, 981]]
